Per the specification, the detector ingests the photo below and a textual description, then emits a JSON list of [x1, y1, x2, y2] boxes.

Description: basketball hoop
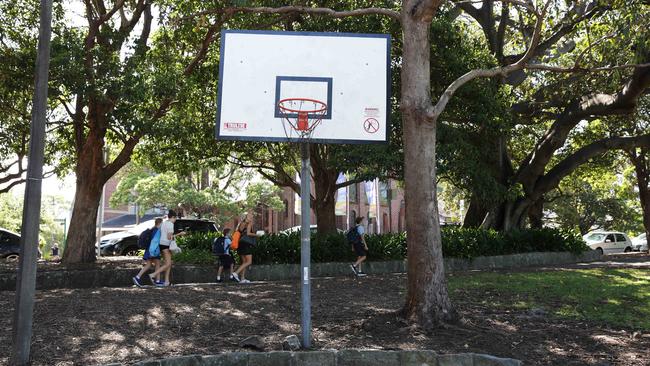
[[278, 98, 327, 141]]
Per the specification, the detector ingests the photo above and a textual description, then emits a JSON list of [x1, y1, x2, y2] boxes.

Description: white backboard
[[215, 30, 391, 144]]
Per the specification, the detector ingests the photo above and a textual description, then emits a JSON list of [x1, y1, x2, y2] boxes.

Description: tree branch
[[536, 134, 650, 195], [175, 5, 400, 23], [427, 0, 550, 121]]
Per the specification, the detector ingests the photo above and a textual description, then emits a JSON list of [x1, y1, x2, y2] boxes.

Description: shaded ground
[[1, 270, 649, 365]]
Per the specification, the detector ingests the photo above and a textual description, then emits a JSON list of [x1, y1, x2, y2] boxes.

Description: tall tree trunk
[[200, 169, 210, 190], [629, 149, 650, 244], [463, 195, 488, 227], [309, 144, 339, 234], [401, 12, 457, 329], [313, 191, 337, 234], [527, 198, 544, 229], [63, 139, 105, 264]]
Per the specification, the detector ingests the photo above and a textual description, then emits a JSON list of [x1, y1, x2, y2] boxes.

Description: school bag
[[138, 228, 154, 249], [346, 225, 361, 244], [148, 228, 161, 257], [231, 230, 241, 250], [212, 236, 226, 255]]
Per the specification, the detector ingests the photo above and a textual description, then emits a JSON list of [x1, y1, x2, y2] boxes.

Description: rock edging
[[0, 250, 601, 291], [101, 350, 521, 366]]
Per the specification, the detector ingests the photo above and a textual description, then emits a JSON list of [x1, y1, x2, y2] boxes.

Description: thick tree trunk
[[527, 198, 544, 229], [463, 195, 489, 227], [313, 193, 337, 234], [200, 169, 210, 190], [309, 144, 339, 234], [401, 13, 457, 329], [63, 144, 105, 264], [630, 150, 650, 245]]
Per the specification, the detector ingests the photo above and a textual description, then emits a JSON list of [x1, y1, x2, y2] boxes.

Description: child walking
[[132, 218, 163, 287], [214, 228, 234, 283]]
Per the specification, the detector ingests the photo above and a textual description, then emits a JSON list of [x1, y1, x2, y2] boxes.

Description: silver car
[[582, 231, 634, 255], [632, 233, 648, 252]]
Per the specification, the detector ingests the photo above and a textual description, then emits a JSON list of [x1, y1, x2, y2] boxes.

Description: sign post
[[299, 143, 311, 348], [12, 0, 53, 364]]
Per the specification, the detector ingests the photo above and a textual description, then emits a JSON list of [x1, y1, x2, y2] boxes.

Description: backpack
[[138, 228, 154, 249], [231, 231, 241, 250], [346, 225, 361, 244], [148, 229, 161, 257], [212, 236, 226, 255]]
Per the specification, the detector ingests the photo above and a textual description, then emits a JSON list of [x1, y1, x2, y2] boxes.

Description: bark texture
[[400, 0, 458, 328], [628, 148, 650, 245]]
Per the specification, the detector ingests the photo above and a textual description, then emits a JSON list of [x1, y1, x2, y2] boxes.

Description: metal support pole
[[12, 0, 52, 364], [300, 142, 311, 348]]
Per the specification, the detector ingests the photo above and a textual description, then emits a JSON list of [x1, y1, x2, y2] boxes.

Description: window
[[283, 199, 289, 218], [615, 234, 626, 242], [349, 183, 358, 203], [379, 181, 389, 205], [605, 234, 615, 242], [350, 210, 357, 227]]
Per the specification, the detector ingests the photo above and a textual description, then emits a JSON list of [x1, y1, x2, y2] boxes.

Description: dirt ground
[[1, 270, 649, 366]]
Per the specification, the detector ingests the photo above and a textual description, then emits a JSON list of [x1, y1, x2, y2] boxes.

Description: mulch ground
[[1, 270, 649, 366]]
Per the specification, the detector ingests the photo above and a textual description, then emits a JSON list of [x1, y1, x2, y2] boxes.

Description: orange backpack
[[231, 230, 241, 250]]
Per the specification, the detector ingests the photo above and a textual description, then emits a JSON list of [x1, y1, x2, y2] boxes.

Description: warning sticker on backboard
[[364, 118, 380, 134], [364, 107, 380, 118], [224, 122, 247, 131]]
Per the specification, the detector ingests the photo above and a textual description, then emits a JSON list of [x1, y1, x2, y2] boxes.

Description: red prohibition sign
[[364, 118, 380, 134]]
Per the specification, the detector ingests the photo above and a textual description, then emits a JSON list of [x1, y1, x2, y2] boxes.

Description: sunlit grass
[[448, 268, 650, 330]]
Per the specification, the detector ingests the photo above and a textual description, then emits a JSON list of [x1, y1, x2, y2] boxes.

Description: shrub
[[172, 227, 588, 264]]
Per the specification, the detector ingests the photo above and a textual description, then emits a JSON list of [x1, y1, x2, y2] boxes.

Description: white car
[[632, 233, 648, 252], [582, 231, 633, 255]]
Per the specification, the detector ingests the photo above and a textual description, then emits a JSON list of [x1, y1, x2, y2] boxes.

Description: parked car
[[0, 228, 21, 261], [632, 233, 648, 252], [582, 231, 634, 255], [99, 218, 219, 256], [0, 227, 43, 261]]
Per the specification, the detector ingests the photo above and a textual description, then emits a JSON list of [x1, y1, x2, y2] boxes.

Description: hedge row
[[175, 227, 588, 265]]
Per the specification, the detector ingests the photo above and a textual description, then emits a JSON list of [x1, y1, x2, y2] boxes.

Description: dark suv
[[99, 218, 218, 256]]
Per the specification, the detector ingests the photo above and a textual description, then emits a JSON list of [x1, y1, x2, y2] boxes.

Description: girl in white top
[[150, 210, 186, 286]]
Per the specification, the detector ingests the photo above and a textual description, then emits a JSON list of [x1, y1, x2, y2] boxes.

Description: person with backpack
[[214, 228, 234, 283], [231, 213, 257, 283], [348, 216, 368, 277], [132, 218, 163, 287], [149, 210, 186, 287]]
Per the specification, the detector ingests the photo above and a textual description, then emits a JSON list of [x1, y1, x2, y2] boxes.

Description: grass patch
[[448, 268, 650, 330]]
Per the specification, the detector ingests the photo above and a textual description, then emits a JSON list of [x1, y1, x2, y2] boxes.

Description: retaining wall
[[0, 250, 601, 291], [102, 350, 521, 366]]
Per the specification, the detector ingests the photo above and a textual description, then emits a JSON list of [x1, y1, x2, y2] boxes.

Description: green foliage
[[111, 166, 284, 225], [173, 227, 587, 265], [0, 192, 66, 250], [546, 163, 643, 235], [441, 227, 588, 259]]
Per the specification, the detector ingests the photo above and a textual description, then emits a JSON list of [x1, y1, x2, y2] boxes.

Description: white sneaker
[[240, 279, 251, 284], [230, 273, 240, 282]]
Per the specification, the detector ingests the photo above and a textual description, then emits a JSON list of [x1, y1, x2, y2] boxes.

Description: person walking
[[214, 228, 234, 283], [231, 213, 257, 283], [150, 210, 185, 286], [132, 218, 163, 287], [348, 216, 368, 277]]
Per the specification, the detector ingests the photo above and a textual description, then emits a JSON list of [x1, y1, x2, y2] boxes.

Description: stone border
[[101, 350, 521, 366], [0, 250, 601, 291]]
